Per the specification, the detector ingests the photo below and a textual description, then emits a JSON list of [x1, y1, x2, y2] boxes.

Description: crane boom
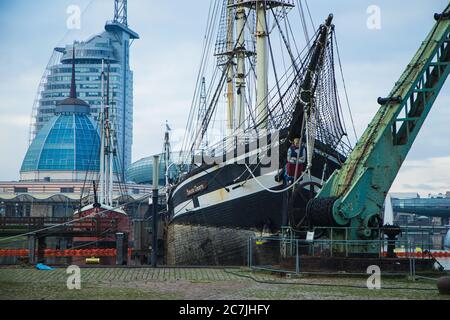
[[307, 5, 450, 248]]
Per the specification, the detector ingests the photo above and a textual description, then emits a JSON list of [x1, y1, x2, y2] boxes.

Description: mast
[[164, 120, 171, 173], [198, 77, 208, 149], [99, 60, 115, 207], [226, 0, 235, 133], [107, 63, 114, 207], [99, 60, 106, 205], [255, 0, 269, 129], [236, 0, 246, 129]]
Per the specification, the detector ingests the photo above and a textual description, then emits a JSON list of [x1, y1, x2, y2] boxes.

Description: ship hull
[[172, 181, 287, 231], [168, 146, 343, 232]]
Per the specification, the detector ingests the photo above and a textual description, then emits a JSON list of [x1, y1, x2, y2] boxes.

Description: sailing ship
[[71, 52, 131, 254], [167, 0, 355, 246]]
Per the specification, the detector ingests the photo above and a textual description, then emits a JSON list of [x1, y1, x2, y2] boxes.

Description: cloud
[[1, 0, 449, 185], [0, 114, 30, 127], [391, 156, 450, 196]]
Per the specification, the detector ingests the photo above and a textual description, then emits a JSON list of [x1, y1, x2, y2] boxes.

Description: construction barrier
[[1, 247, 179, 258], [0, 248, 128, 257], [382, 251, 450, 258]]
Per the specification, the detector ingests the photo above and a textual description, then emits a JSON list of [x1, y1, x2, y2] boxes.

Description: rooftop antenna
[[70, 44, 77, 99], [114, 0, 128, 26]]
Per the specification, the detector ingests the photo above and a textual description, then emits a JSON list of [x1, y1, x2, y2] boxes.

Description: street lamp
[[151, 155, 160, 268]]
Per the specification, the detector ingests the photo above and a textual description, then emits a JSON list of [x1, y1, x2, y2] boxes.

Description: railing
[[0, 217, 68, 231], [250, 225, 450, 276], [248, 236, 443, 277], [0, 217, 119, 235], [281, 225, 449, 252]]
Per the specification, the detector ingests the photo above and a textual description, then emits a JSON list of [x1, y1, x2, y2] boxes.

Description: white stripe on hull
[[172, 169, 322, 219]]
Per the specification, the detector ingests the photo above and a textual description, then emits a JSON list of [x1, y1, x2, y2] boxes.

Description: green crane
[[307, 4, 450, 252]]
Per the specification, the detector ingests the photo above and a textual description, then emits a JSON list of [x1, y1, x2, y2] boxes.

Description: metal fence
[[248, 227, 449, 277]]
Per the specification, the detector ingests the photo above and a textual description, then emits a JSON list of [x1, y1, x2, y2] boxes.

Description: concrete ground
[[0, 267, 449, 300]]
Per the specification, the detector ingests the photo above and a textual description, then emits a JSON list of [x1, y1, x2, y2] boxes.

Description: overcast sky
[[0, 0, 449, 196]]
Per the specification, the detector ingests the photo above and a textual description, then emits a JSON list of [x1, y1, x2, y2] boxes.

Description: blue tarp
[[36, 263, 54, 270]]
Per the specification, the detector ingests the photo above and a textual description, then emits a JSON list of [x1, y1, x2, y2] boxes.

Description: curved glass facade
[[34, 28, 137, 178], [392, 198, 450, 218], [21, 114, 100, 172], [126, 155, 179, 186]]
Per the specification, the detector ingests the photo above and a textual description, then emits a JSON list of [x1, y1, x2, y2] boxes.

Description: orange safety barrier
[[393, 251, 450, 258], [0, 246, 179, 258]]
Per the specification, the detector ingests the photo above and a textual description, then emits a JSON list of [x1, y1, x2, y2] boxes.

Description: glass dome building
[[126, 154, 179, 186], [20, 48, 100, 182]]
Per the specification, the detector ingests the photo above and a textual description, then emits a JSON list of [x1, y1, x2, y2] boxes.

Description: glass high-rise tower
[[30, 2, 138, 180]]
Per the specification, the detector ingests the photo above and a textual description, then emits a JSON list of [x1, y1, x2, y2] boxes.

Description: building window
[[60, 187, 75, 193], [14, 187, 28, 193], [52, 204, 74, 218]]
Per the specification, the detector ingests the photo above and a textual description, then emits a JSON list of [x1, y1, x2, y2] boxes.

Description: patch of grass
[[0, 281, 182, 300], [0, 267, 448, 300], [189, 280, 213, 284]]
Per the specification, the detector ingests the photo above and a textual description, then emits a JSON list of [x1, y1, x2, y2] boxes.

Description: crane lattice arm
[[308, 5, 450, 246]]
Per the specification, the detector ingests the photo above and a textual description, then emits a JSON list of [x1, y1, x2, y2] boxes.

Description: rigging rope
[[180, 0, 355, 175], [244, 163, 308, 194], [334, 32, 359, 142]]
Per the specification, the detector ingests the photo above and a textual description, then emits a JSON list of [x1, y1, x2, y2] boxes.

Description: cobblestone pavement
[[0, 267, 448, 300]]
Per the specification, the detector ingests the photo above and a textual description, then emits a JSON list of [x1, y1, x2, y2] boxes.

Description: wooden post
[[115, 232, 128, 265], [152, 155, 160, 267], [28, 234, 36, 264], [37, 236, 46, 264]]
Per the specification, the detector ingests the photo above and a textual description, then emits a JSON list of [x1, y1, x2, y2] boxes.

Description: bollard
[[115, 232, 129, 265], [28, 235, 37, 264], [437, 277, 450, 295]]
